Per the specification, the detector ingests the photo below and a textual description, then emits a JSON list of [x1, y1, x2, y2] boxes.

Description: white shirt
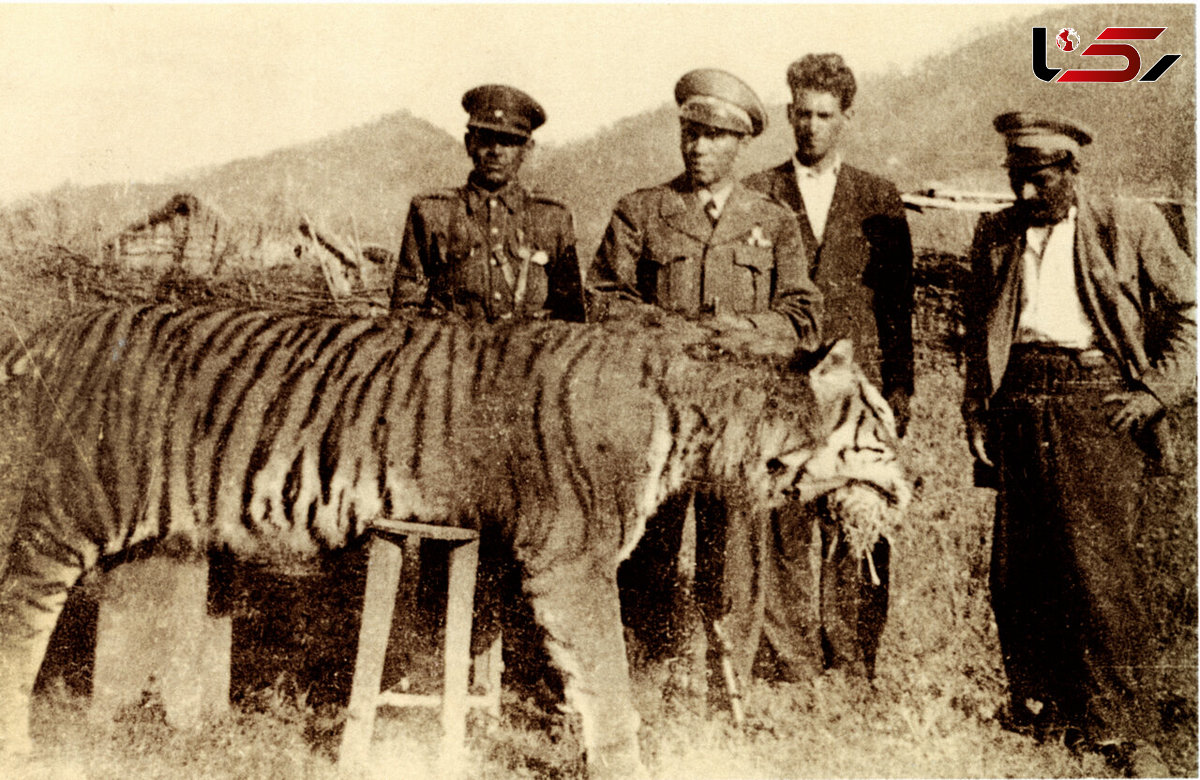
[[1015, 206, 1096, 348], [699, 183, 734, 220], [793, 155, 841, 244]]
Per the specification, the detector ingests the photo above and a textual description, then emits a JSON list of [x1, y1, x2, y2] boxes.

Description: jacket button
[[493, 292, 503, 301]]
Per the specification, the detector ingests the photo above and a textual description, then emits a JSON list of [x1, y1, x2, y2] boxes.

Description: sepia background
[[0, 3, 1194, 778]]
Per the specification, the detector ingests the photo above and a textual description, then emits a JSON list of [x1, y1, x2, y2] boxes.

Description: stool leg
[[442, 537, 480, 767], [341, 536, 404, 768]]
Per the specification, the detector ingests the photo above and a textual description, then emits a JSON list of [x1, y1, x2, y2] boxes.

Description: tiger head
[[772, 338, 911, 514], [672, 326, 907, 528]]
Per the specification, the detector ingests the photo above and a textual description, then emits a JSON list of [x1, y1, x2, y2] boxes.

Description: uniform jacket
[[743, 161, 915, 396], [590, 175, 822, 346], [389, 180, 587, 323], [962, 191, 1196, 412]]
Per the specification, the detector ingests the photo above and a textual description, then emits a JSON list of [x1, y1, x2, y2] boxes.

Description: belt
[[1009, 343, 1110, 368], [1001, 343, 1122, 395]]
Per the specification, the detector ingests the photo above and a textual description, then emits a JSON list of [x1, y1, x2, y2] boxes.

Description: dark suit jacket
[[744, 161, 915, 396], [591, 175, 823, 346], [962, 191, 1196, 413]]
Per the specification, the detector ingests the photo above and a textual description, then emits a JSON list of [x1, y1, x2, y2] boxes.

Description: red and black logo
[[1033, 27, 1181, 83]]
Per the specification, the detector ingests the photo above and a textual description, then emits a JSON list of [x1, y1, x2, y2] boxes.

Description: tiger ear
[[805, 338, 858, 410], [814, 339, 855, 375], [788, 338, 853, 375]]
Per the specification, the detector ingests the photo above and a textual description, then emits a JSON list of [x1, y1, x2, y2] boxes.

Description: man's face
[[680, 120, 745, 188], [788, 89, 850, 167], [1008, 162, 1077, 225], [465, 128, 530, 187]]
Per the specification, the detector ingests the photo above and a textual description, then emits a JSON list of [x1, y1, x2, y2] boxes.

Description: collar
[[794, 153, 841, 179], [699, 182, 735, 213], [1027, 205, 1078, 238], [465, 177, 525, 214]]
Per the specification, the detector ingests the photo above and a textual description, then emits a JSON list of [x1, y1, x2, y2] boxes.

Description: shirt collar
[[465, 177, 524, 214], [1026, 205, 1078, 237], [699, 181, 735, 213], [794, 153, 841, 179]]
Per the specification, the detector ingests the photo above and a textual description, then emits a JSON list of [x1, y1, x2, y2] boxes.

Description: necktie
[[700, 190, 720, 224]]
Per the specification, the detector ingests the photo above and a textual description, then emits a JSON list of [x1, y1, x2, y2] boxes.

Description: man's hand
[[965, 413, 993, 468], [886, 389, 910, 438], [1104, 390, 1164, 435]]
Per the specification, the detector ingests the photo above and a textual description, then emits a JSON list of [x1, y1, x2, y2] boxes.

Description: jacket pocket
[[731, 245, 774, 311], [443, 240, 486, 306], [639, 242, 696, 311], [520, 253, 550, 312]]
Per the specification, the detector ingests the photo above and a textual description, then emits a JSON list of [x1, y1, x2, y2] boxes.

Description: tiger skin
[[0, 305, 907, 777]]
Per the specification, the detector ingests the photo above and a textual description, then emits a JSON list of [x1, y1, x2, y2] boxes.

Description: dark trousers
[[619, 492, 697, 663], [618, 489, 754, 676], [759, 501, 890, 681], [988, 345, 1157, 744], [621, 488, 891, 685], [415, 528, 559, 700]]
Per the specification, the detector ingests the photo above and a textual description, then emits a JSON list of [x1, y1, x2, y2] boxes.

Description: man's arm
[[390, 201, 430, 309], [751, 210, 822, 348], [859, 182, 916, 434], [865, 184, 916, 401], [1133, 201, 1196, 409], [961, 213, 1005, 467], [545, 205, 588, 323], [590, 195, 646, 301]]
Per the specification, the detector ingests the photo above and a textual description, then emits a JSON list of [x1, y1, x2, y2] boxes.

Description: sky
[[0, 3, 1043, 204]]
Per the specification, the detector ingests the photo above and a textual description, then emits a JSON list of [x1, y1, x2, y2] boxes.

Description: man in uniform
[[962, 112, 1194, 775], [388, 85, 585, 702], [590, 68, 822, 671], [390, 84, 586, 323], [591, 68, 821, 346], [743, 53, 914, 682]]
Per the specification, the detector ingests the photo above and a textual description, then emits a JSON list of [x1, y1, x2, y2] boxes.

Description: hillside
[[181, 110, 469, 246], [2, 4, 1193, 259], [847, 3, 1195, 196]]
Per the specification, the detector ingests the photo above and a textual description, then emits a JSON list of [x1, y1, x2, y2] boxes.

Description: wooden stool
[[340, 519, 501, 770]]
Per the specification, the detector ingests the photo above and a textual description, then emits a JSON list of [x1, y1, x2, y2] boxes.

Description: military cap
[[462, 84, 546, 140], [994, 111, 1093, 168], [675, 68, 767, 137]]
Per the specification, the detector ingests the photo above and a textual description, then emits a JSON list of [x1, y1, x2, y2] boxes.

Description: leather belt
[[1010, 343, 1111, 368]]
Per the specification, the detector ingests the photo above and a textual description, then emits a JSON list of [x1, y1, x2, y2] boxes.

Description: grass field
[[0, 214, 1194, 779]]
